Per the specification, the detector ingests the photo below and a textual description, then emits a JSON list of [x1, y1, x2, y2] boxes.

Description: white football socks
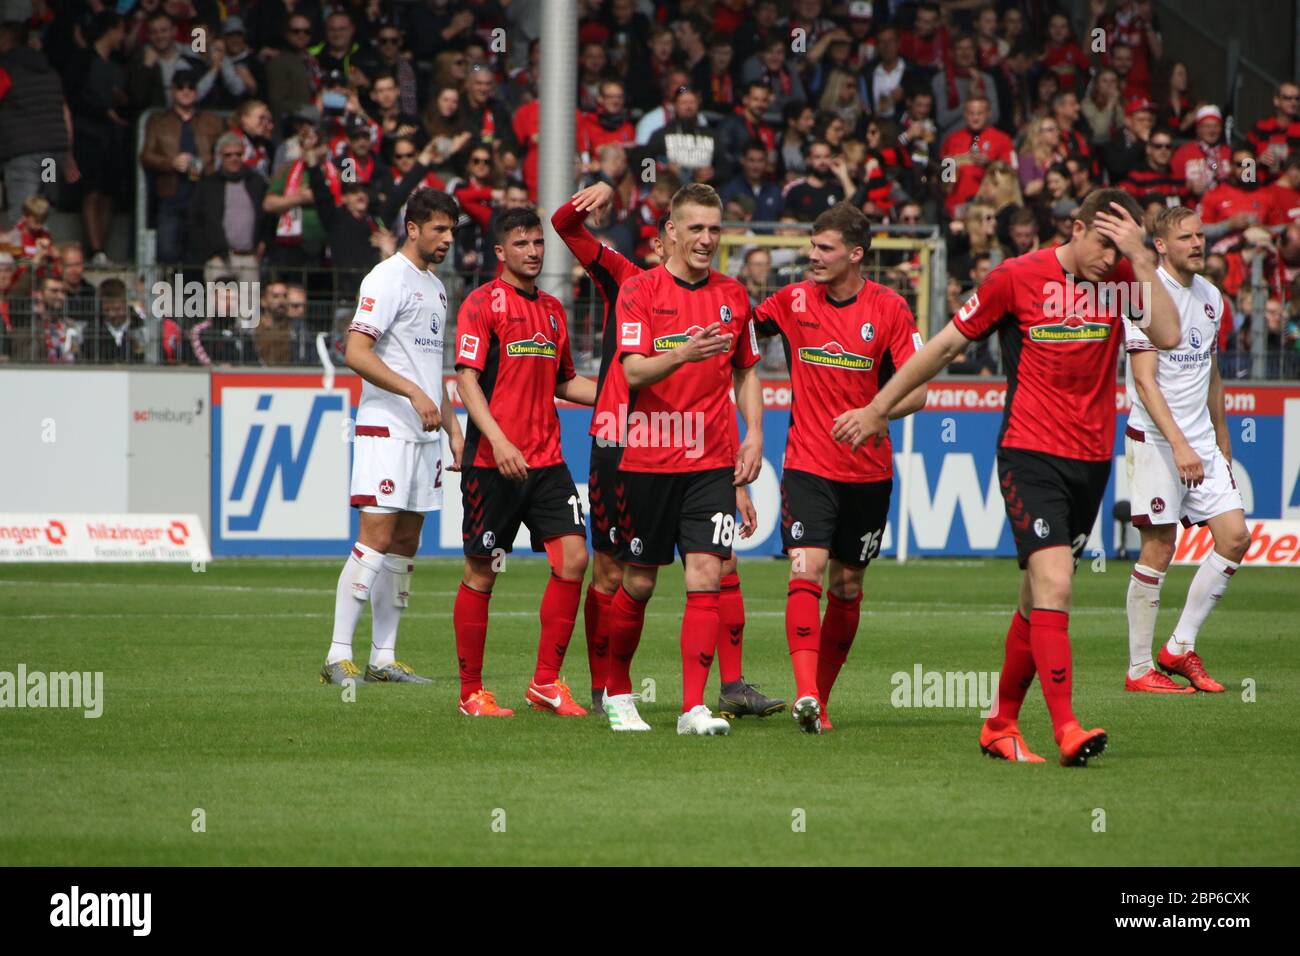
[[1168, 550, 1239, 655], [1126, 564, 1165, 679], [328, 543, 383, 664], [370, 555, 414, 669]]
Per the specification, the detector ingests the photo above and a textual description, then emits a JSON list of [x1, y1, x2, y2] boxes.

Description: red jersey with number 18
[[610, 266, 759, 473], [954, 247, 1140, 462], [754, 279, 920, 482]]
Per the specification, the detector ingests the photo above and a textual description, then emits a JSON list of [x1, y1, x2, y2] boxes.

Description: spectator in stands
[[782, 139, 853, 221], [128, 11, 205, 111], [1173, 106, 1232, 199], [627, 25, 682, 115], [187, 275, 252, 366], [34, 273, 76, 363], [947, 200, 1000, 280], [1120, 129, 1185, 204], [899, 1, 947, 77], [0, 22, 71, 214], [939, 95, 1015, 218], [1066, 154, 1098, 203], [57, 244, 95, 322], [1247, 82, 1300, 180], [973, 160, 1023, 221], [645, 86, 725, 185], [264, 119, 324, 271], [719, 82, 776, 167], [265, 13, 317, 122], [1265, 155, 1300, 226], [898, 89, 939, 173], [635, 68, 691, 144], [1103, 96, 1156, 184], [140, 71, 225, 265], [1003, 205, 1040, 258], [694, 32, 736, 115], [972, 6, 1006, 73], [1017, 116, 1063, 198], [1154, 60, 1196, 136], [365, 25, 418, 116], [1035, 12, 1088, 94], [778, 100, 815, 179], [933, 33, 999, 137], [740, 35, 806, 123], [7, 193, 53, 294], [369, 69, 423, 152], [285, 282, 310, 362], [721, 140, 784, 227], [312, 11, 362, 81], [576, 41, 608, 113], [87, 277, 141, 364], [579, 80, 635, 174], [1082, 67, 1124, 145], [0, 251, 16, 360], [1094, 0, 1163, 100], [187, 132, 268, 284], [230, 99, 274, 178], [201, 17, 262, 111], [68, 11, 129, 267], [863, 25, 909, 122], [1048, 197, 1079, 246], [1052, 91, 1094, 173], [254, 279, 294, 365], [461, 63, 516, 153], [422, 86, 474, 181], [1199, 148, 1271, 252]]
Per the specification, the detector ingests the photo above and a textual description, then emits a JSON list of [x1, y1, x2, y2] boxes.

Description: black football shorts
[[997, 448, 1111, 569], [780, 468, 893, 568], [614, 467, 735, 566], [461, 463, 585, 557]]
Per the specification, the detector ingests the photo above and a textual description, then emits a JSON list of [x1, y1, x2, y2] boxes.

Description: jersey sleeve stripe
[[349, 322, 382, 340]]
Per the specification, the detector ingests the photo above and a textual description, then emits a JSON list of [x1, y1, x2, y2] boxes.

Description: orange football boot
[[526, 679, 588, 716], [1157, 647, 1225, 692], [1125, 668, 1195, 694], [459, 689, 514, 716], [1057, 721, 1107, 767], [979, 720, 1046, 763]]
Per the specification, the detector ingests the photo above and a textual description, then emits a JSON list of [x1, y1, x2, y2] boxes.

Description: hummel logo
[[698, 653, 714, 667], [554, 643, 567, 658], [796, 626, 812, 637], [1050, 667, 1068, 684]]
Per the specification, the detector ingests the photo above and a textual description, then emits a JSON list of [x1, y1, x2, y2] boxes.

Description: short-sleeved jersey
[[454, 277, 576, 469], [608, 266, 760, 473], [1125, 266, 1221, 454], [755, 279, 921, 482], [954, 246, 1141, 462], [349, 252, 448, 442]]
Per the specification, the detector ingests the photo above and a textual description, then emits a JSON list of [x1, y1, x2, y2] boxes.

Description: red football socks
[[1029, 608, 1077, 739], [533, 573, 582, 685], [604, 587, 647, 697], [680, 590, 721, 711], [583, 583, 612, 692], [786, 579, 823, 701], [716, 572, 745, 684], [454, 582, 492, 699], [989, 610, 1035, 729], [818, 590, 861, 708]]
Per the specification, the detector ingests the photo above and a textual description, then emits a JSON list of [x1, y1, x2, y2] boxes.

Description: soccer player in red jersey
[[753, 203, 928, 734], [844, 188, 1181, 766], [599, 183, 765, 736], [552, 182, 783, 721], [453, 208, 597, 718]]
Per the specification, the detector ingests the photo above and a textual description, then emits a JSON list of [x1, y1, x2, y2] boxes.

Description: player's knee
[[555, 545, 588, 581], [1143, 536, 1176, 572], [622, 567, 656, 601], [462, 558, 496, 592], [360, 527, 394, 554], [1220, 526, 1251, 563], [721, 556, 738, 577], [593, 552, 623, 593]]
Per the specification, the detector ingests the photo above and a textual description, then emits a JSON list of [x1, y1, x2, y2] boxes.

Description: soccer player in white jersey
[[320, 188, 464, 685], [1123, 207, 1251, 694]]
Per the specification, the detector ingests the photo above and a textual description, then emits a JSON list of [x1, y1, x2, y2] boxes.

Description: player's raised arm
[[551, 183, 611, 264], [1094, 201, 1180, 349]]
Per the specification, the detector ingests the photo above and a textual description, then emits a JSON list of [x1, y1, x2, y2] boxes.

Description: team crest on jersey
[[791, 521, 804, 540], [720, 305, 733, 324], [860, 322, 875, 342], [1151, 497, 1166, 515], [797, 341, 874, 370], [506, 333, 558, 358], [1204, 302, 1214, 319], [654, 325, 705, 351], [548, 313, 558, 333], [630, 537, 643, 556], [430, 314, 440, 335], [379, 479, 395, 495], [1028, 316, 1111, 343], [482, 531, 496, 548], [609, 527, 618, 544], [1033, 518, 1050, 539], [1189, 328, 1202, 349]]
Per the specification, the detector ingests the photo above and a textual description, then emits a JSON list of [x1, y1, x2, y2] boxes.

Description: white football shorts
[[350, 434, 443, 513], [1126, 434, 1242, 528]]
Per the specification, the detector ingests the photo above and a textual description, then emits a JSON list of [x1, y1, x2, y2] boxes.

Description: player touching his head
[[453, 207, 597, 717], [553, 184, 782, 721], [599, 183, 765, 736], [1123, 207, 1249, 694], [752, 203, 928, 733], [841, 188, 1182, 766], [322, 188, 463, 685]]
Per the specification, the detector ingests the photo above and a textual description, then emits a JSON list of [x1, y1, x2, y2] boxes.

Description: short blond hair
[[1152, 205, 1198, 239], [670, 182, 722, 215], [21, 194, 50, 222]]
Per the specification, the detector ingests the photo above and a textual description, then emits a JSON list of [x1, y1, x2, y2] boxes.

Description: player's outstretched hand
[[734, 433, 762, 486], [410, 390, 441, 431], [735, 486, 757, 539], [1173, 442, 1205, 487], [1093, 201, 1146, 260], [570, 181, 615, 213], [832, 405, 888, 451], [679, 322, 732, 364], [492, 438, 529, 482], [448, 432, 465, 472]]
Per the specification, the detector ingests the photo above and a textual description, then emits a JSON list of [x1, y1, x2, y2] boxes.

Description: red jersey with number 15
[[455, 278, 576, 469], [954, 247, 1140, 462], [609, 266, 759, 473], [755, 279, 920, 482]]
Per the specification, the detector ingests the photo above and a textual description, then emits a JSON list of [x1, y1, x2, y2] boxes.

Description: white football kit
[[1124, 266, 1242, 527], [348, 252, 448, 513]]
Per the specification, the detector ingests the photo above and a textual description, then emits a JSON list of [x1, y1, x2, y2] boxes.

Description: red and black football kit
[[608, 265, 761, 567], [754, 278, 921, 568], [454, 277, 585, 557], [551, 200, 643, 557]]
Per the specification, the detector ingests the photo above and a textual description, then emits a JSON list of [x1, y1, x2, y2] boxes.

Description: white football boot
[[792, 695, 822, 734], [676, 704, 730, 736], [604, 692, 651, 732]]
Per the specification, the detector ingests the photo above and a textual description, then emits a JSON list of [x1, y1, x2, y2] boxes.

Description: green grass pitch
[[1, 557, 1296, 866]]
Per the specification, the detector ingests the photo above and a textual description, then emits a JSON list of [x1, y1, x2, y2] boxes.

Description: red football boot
[[979, 720, 1046, 763], [1125, 668, 1195, 694], [1157, 647, 1225, 693]]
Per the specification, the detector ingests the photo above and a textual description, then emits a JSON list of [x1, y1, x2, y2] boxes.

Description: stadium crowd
[[0, 0, 1296, 375]]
